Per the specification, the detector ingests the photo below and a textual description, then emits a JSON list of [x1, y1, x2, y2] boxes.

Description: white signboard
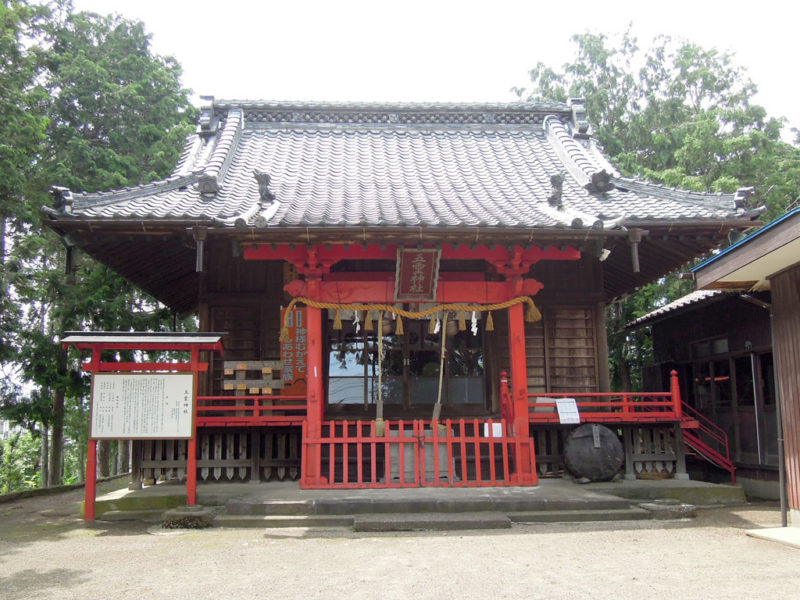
[[555, 398, 581, 425], [90, 373, 195, 439]]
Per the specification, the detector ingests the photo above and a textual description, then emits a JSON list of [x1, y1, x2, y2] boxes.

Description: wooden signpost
[[61, 332, 223, 521]]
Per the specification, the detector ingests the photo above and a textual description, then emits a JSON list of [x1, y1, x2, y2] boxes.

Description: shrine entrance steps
[[92, 478, 746, 531]]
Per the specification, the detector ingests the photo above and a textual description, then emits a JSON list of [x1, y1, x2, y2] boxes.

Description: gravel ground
[[1, 480, 797, 600]]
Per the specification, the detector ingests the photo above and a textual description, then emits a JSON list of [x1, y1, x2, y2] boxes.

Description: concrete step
[[213, 514, 354, 528], [509, 507, 652, 523], [224, 495, 632, 517], [353, 511, 511, 532]]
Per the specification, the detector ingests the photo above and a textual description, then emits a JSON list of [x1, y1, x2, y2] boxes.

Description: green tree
[[0, 430, 42, 493], [0, 0, 49, 372], [0, 3, 195, 490], [516, 30, 800, 389]]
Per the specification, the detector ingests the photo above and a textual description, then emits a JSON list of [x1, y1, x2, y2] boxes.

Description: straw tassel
[[333, 309, 343, 330], [428, 313, 437, 334], [395, 314, 404, 335], [486, 310, 495, 331], [364, 310, 373, 331], [525, 300, 542, 323], [458, 310, 466, 331]]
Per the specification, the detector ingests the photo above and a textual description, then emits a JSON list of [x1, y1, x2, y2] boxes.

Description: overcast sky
[[72, 0, 800, 135]]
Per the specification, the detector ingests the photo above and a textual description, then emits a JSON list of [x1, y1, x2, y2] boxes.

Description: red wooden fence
[[300, 418, 537, 489]]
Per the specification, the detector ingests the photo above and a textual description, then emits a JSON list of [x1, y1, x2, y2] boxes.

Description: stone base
[[162, 505, 214, 529]]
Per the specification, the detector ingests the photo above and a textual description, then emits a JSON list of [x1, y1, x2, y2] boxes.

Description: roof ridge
[[544, 116, 597, 188], [197, 109, 243, 195], [213, 99, 573, 112], [71, 172, 201, 209], [613, 177, 736, 209]]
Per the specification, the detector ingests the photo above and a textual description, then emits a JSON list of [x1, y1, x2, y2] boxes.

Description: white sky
[[73, 0, 800, 135]]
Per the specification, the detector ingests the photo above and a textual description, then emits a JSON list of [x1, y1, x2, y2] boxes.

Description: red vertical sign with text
[[281, 307, 308, 397]]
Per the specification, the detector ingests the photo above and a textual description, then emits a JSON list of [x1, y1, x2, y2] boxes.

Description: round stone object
[[564, 423, 624, 481]]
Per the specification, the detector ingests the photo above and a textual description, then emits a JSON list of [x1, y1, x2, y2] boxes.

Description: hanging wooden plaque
[[395, 248, 441, 302]]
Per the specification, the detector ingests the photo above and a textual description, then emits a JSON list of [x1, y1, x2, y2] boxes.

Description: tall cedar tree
[[1, 2, 195, 488]]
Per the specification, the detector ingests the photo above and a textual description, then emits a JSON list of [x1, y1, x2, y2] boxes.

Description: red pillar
[[301, 304, 327, 486], [187, 346, 199, 505], [187, 437, 197, 505], [670, 369, 683, 419], [84, 438, 97, 521], [508, 302, 536, 482]]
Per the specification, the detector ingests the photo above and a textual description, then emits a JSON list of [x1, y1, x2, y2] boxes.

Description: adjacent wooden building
[[43, 99, 763, 491], [693, 208, 800, 524], [629, 289, 778, 496]]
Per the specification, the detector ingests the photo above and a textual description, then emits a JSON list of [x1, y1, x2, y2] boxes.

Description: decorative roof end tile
[[253, 170, 275, 204], [197, 96, 218, 139], [197, 173, 218, 196], [50, 186, 73, 213], [569, 98, 590, 139], [584, 170, 616, 194], [734, 187, 755, 211], [548, 174, 564, 208]]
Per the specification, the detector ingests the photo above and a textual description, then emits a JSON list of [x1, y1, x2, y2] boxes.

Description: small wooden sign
[[90, 373, 195, 439], [395, 248, 441, 302]]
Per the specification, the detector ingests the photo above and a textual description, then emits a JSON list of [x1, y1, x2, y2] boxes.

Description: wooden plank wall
[[201, 242, 285, 394], [545, 307, 598, 393], [493, 305, 598, 395], [770, 263, 800, 510]]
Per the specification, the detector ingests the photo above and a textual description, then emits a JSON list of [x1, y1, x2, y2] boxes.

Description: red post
[[499, 371, 513, 424], [187, 437, 197, 505], [508, 302, 537, 483], [186, 346, 200, 505], [84, 438, 97, 521], [301, 304, 326, 486], [670, 369, 682, 419]]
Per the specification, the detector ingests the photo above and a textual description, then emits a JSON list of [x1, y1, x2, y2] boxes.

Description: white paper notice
[[555, 398, 581, 425], [90, 373, 195, 439]]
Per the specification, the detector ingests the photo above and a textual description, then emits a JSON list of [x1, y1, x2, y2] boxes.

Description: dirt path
[[0, 483, 797, 600]]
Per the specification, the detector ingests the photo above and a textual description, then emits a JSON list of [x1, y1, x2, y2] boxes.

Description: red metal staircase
[[680, 401, 736, 483]]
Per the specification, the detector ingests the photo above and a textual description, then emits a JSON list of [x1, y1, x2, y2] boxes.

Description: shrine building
[[43, 99, 763, 492]]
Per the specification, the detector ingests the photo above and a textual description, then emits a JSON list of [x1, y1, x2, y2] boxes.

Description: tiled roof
[[48, 99, 754, 231]]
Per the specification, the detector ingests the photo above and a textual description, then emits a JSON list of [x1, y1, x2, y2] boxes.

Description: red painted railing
[[196, 394, 307, 427], [680, 401, 735, 482], [526, 391, 681, 423], [524, 371, 683, 424], [300, 418, 537, 489]]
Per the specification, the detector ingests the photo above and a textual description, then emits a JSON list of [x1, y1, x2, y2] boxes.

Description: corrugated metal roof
[[626, 290, 732, 328], [50, 100, 747, 231]]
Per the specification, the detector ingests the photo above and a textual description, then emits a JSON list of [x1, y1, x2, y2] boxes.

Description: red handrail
[[679, 400, 730, 456], [196, 394, 307, 426], [522, 370, 683, 424]]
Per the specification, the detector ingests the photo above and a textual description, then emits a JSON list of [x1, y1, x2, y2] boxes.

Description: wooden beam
[[284, 278, 544, 303], [245, 242, 581, 274]]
